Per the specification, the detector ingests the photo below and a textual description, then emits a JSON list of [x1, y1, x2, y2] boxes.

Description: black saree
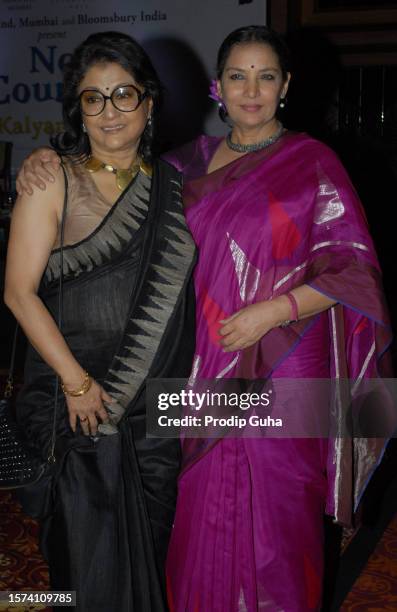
[[15, 158, 196, 611]]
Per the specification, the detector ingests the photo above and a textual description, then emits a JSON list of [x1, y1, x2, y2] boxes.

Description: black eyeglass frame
[[78, 84, 148, 116]]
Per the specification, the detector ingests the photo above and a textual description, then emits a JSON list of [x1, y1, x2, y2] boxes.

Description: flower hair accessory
[[209, 79, 225, 110]]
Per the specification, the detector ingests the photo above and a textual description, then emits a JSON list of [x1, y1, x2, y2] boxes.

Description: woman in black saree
[[4, 32, 196, 611]]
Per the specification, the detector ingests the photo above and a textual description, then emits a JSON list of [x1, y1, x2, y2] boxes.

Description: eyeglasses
[[79, 84, 148, 116]]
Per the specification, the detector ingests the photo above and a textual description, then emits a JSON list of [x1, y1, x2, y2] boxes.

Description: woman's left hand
[[219, 301, 281, 352]]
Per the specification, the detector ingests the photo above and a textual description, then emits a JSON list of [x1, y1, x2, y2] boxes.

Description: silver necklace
[[226, 122, 284, 153]]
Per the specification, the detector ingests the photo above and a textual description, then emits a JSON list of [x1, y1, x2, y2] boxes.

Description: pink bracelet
[[280, 292, 299, 327], [286, 292, 298, 321]]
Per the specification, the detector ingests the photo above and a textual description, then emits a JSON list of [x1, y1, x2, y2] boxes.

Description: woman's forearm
[[218, 283, 338, 352], [5, 291, 86, 387]]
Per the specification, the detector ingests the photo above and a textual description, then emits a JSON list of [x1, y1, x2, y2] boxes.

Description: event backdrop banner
[[0, 0, 267, 174]]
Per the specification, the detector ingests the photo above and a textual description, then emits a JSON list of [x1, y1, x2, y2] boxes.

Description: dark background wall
[[271, 0, 397, 367]]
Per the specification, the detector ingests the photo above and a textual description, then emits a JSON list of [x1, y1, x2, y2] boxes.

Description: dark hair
[[51, 31, 162, 163], [216, 25, 290, 82]]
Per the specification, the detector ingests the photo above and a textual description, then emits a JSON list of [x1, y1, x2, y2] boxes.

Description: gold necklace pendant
[[116, 168, 135, 191], [85, 157, 103, 173], [84, 155, 151, 190]]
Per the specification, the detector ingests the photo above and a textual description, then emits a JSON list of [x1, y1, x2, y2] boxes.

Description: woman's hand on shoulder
[[14, 161, 65, 218], [16, 147, 61, 196]]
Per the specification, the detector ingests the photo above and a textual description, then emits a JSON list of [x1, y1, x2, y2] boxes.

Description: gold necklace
[[84, 156, 152, 191]]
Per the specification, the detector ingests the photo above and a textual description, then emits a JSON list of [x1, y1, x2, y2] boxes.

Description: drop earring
[[82, 122, 87, 133], [279, 97, 286, 109]]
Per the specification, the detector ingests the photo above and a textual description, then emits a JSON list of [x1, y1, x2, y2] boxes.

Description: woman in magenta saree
[[164, 27, 393, 611]]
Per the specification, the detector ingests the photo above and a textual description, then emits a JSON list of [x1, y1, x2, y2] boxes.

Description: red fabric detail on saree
[[202, 290, 228, 345], [353, 317, 368, 335], [193, 593, 200, 612], [166, 572, 175, 612], [304, 553, 322, 610], [268, 192, 301, 259]]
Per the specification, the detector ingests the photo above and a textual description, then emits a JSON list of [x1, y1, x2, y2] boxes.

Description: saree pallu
[[164, 132, 394, 611], [16, 159, 196, 612]]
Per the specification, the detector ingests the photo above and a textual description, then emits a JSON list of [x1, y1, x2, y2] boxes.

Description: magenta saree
[[164, 132, 393, 611]]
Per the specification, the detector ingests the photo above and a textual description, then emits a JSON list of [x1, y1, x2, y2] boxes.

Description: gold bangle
[[61, 371, 92, 397]]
